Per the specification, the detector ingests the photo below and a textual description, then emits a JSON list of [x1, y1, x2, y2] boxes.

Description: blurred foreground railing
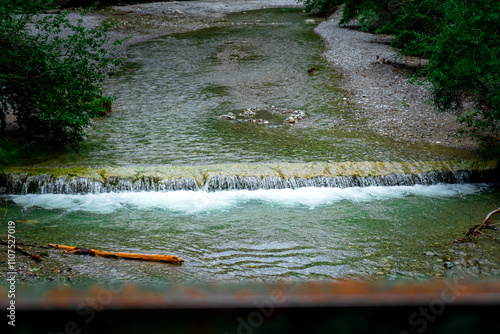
[[2, 280, 500, 333]]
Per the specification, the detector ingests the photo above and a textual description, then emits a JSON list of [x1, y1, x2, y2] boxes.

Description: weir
[[1, 161, 498, 194]]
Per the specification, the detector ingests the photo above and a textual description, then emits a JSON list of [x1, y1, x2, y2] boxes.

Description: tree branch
[[465, 207, 500, 236]]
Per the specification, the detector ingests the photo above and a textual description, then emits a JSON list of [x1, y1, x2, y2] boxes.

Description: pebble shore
[[315, 11, 476, 150]]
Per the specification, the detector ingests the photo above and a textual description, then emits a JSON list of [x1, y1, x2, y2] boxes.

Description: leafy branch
[[0, 0, 124, 151]]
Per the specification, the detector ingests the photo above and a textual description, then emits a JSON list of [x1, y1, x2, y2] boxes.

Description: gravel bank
[[315, 11, 476, 150], [45, 1, 300, 60], [96, 0, 300, 48]]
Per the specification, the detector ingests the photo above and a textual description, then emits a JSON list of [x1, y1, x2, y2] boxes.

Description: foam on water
[[10, 183, 488, 214]]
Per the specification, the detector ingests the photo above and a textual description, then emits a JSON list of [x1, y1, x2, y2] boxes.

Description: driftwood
[[465, 207, 500, 237], [49, 244, 184, 265], [0, 238, 43, 262]]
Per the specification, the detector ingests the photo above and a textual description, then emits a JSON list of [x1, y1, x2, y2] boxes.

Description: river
[[2, 8, 499, 284]]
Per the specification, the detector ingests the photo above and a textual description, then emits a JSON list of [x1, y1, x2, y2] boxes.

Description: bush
[[299, 0, 500, 156], [426, 1, 500, 154], [0, 0, 123, 150], [298, 0, 342, 15]]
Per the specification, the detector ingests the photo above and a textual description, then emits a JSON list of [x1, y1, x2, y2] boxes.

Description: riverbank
[[315, 10, 477, 150]]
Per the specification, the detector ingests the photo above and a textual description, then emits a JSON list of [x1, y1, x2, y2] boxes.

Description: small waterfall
[[1, 164, 497, 195], [2, 174, 199, 195], [204, 170, 492, 191]]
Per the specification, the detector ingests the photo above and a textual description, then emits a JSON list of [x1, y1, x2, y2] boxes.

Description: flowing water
[[2, 8, 499, 284], [6, 184, 500, 283]]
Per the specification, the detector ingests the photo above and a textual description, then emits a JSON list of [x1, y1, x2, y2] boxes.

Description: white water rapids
[[11, 183, 488, 214]]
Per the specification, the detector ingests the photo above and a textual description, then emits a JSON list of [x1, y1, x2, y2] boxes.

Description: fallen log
[[0, 238, 43, 262], [48, 244, 183, 265]]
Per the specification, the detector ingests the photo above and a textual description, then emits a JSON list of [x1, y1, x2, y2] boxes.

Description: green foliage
[[0, 141, 31, 172], [298, 0, 342, 15], [0, 0, 123, 150], [299, 0, 500, 156], [427, 1, 500, 154]]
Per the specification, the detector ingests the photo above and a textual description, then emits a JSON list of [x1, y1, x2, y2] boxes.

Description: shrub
[[298, 0, 341, 15], [0, 0, 123, 150], [426, 0, 500, 155]]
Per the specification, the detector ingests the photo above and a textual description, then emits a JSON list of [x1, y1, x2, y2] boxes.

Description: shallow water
[[16, 8, 472, 167]]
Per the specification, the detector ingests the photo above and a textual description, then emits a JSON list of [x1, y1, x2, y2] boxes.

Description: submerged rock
[[266, 105, 308, 123], [252, 119, 268, 124], [219, 113, 237, 121], [241, 107, 260, 117], [220, 107, 267, 124], [219, 106, 307, 125]]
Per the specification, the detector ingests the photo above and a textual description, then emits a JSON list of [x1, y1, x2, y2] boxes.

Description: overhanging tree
[[0, 0, 123, 152]]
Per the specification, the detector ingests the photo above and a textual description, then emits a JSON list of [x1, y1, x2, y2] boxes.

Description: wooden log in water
[[48, 244, 183, 265]]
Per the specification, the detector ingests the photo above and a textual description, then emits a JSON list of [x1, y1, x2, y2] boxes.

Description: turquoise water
[[5, 184, 500, 283]]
